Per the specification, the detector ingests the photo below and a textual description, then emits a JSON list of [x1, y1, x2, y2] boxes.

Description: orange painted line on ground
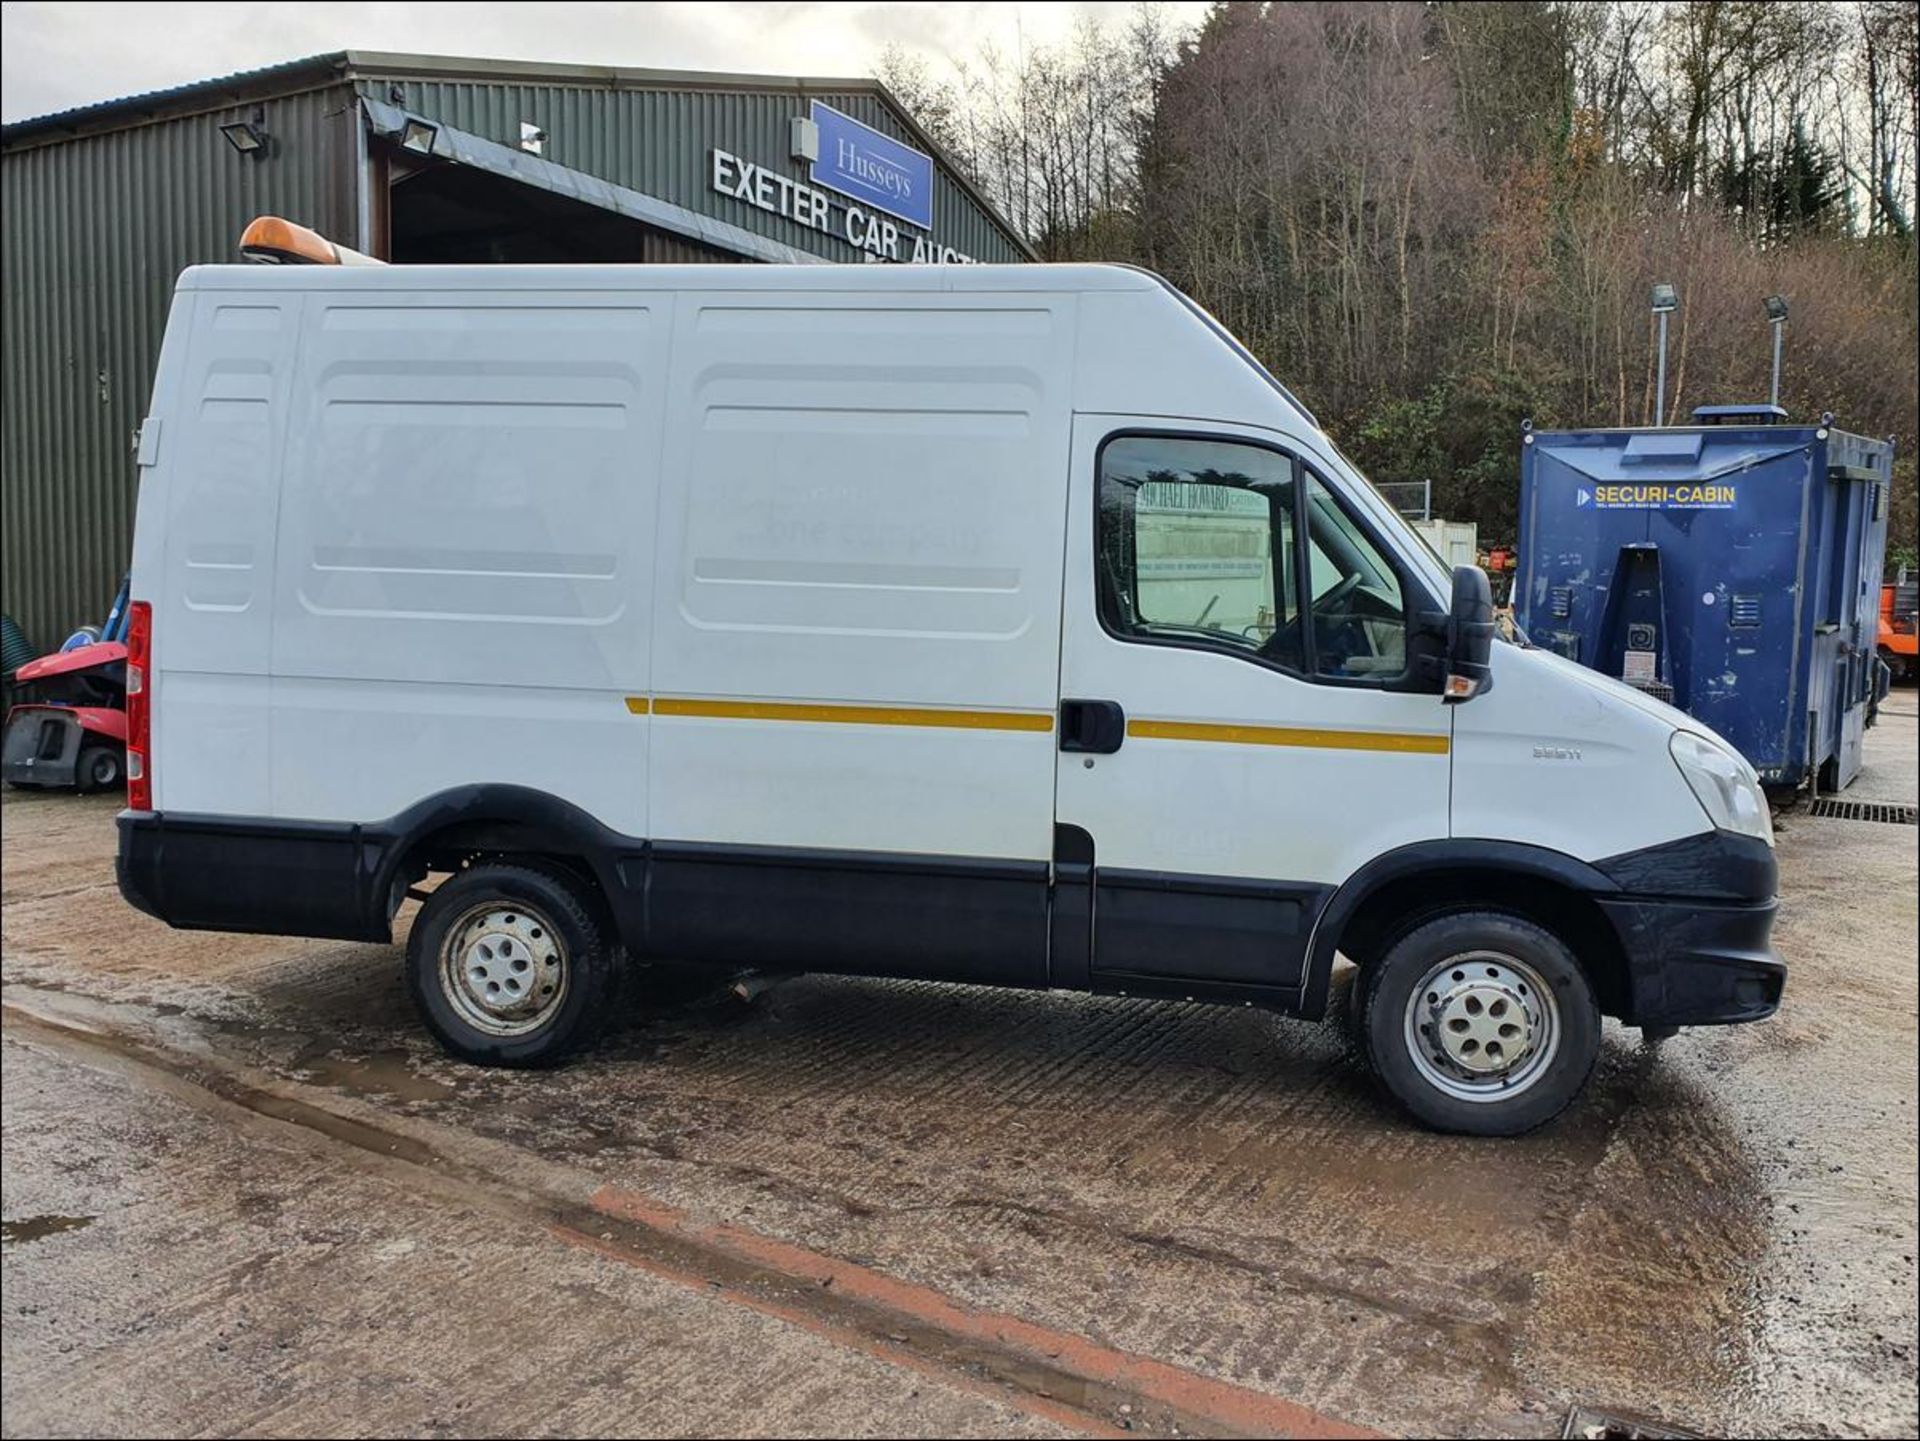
[[589, 1184, 1380, 1441], [548, 1223, 1128, 1439]]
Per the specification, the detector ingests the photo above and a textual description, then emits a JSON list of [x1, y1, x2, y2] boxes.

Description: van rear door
[[141, 283, 302, 816], [1053, 416, 1452, 1000]]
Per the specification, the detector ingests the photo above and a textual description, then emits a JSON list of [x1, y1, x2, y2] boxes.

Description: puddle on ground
[[1, 1214, 95, 1246], [287, 1043, 458, 1104]]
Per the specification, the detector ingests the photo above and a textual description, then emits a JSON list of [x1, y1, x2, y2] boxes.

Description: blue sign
[[810, 101, 934, 231], [1576, 482, 1738, 510]]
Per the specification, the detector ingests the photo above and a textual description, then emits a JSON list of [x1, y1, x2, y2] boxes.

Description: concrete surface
[[1, 1032, 1075, 1440], [3, 691, 1916, 1439]]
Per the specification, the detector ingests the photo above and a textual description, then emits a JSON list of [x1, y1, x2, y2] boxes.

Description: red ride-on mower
[[3, 639, 129, 793]]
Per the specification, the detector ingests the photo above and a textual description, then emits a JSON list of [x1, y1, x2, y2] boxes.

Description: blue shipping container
[[1515, 410, 1895, 791]]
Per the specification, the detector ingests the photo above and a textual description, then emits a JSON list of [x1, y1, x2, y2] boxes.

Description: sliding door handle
[[1059, 698, 1126, 754]]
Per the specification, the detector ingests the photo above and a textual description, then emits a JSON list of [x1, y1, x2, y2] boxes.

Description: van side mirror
[[1444, 565, 1495, 703]]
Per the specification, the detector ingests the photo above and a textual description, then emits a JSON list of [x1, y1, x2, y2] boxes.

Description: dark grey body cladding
[[1094, 868, 1327, 987], [115, 791, 1320, 1001], [117, 785, 1782, 1027], [645, 840, 1050, 988]]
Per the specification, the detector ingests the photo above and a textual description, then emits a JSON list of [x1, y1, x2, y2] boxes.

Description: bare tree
[[874, 0, 1917, 559]]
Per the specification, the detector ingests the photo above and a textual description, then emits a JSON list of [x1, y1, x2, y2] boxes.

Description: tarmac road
[[2, 692, 1915, 1438]]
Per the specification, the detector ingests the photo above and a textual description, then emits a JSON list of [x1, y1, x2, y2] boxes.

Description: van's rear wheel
[[407, 862, 616, 1067], [1359, 912, 1600, 1136]]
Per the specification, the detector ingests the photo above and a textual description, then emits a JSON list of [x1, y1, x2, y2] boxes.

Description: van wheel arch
[[1309, 843, 1632, 1024], [374, 786, 630, 934]]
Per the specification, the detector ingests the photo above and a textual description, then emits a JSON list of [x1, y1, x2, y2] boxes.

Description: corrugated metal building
[[1, 51, 1033, 649]]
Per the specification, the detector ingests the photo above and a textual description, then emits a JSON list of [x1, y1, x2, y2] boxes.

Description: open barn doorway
[[375, 145, 741, 264]]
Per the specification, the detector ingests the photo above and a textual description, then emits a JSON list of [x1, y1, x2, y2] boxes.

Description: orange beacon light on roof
[[238, 215, 383, 266]]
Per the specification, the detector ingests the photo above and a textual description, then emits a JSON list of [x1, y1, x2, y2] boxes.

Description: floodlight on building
[[399, 119, 439, 156], [219, 112, 268, 158]]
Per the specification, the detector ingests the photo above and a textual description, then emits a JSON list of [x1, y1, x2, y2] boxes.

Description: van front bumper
[[1596, 894, 1783, 1026], [1595, 829, 1782, 1026]]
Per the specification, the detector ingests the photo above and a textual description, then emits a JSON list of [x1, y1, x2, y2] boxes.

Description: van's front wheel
[[407, 862, 617, 1067], [1359, 912, 1600, 1136]]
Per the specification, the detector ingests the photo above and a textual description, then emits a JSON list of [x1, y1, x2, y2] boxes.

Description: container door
[[1052, 418, 1452, 998], [1834, 472, 1883, 787]]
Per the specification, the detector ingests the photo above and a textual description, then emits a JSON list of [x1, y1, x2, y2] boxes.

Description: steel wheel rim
[[1403, 949, 1560, 1103], [437, 900, 568, 1037]]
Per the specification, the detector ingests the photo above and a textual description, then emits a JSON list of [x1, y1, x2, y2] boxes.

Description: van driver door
[[1050, 418, 1453, 1000]]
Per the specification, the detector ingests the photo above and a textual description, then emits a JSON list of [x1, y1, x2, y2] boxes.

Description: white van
[[116, 254, 1782, 1135]]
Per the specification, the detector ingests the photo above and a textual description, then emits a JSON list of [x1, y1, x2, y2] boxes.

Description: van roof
[[172, 259, 1323, 431], [175, 262, 1163, 294]]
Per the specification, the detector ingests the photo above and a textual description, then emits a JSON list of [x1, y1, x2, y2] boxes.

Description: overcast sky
[[1, 1, 1206, 124]]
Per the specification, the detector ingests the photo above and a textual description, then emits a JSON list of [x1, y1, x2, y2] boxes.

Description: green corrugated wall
[[1, 85, 358, 650]]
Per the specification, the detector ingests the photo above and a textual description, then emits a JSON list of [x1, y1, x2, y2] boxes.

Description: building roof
[[1, 51, 354, 141], [1, 50, 1035, 259]]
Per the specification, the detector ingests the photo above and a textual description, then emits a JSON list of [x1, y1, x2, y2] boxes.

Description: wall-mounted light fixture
[[519, 120, 546, 155], [219, 109, 269, 158], [398, 118, 439, 157]]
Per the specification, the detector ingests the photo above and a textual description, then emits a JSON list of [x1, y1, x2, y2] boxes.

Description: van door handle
[[1059, 698, 1125, 754]]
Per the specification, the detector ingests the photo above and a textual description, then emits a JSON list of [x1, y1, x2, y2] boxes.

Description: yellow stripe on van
[[647, 696, 1054, 733], [1127, 718, 1449, 755], [624, 696, 651, 715]]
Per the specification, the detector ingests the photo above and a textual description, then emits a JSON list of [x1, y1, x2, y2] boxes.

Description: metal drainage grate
[[1807, 798, 1918, 826], [1562, 1404, 1700, 1440]]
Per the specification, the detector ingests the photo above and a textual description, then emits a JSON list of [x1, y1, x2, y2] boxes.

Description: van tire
[[407, 862, 617, 1068], [1359, 911, 1600, 1136]]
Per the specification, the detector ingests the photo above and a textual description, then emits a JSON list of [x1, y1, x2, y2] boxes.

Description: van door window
[[1097, 435, 1301, 670], [1303, 474, 1408, 681]]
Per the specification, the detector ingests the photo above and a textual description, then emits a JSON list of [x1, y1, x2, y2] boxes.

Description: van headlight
[[1670, 731, 1773, 845]]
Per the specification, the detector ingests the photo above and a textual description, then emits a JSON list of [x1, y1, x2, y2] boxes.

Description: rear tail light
[[126, 600, 152, 810]]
